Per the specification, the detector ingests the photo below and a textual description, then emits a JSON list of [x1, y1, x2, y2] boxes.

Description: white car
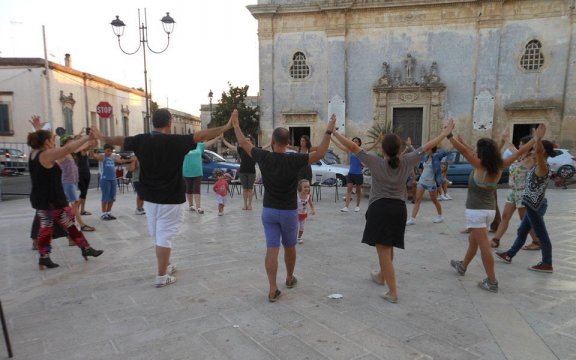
[[548, 149, 576, 179], [311, 159, 349, 186]]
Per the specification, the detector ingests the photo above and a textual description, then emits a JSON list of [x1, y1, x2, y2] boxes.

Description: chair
[[311, 174, 323, 202], [229, 179, 242, 198]]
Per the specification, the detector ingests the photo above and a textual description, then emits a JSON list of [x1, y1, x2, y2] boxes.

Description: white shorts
[[143, 202, 184, 248], [465, 209, 496, 229], [216, 194, 227, 205]]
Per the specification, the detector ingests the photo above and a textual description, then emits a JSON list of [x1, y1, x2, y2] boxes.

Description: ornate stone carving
[[429, 62, 441, 85], [399, 93, 418, 103], [59, 91, 75, 109], [378, 62, 391, 86], [403, 53, 416, 85], [121, 104, 130, 116]]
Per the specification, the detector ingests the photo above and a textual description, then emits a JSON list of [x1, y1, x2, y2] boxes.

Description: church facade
[[248, 0, 576, 149]]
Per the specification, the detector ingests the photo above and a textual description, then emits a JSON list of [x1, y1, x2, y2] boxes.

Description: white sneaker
[[218, 211, 223, 216], [354, 206, 360, 212], [166, 264, 177, 276], [444, 193, 452, 200], [437, 195, 444, 201], [135, 208, 146, 215], [406, 218, 416, 225], [340, 207, 349, 212], [155, 274, 176, 288], [433, 215, 444, 223], [189, 206, 196, 212], [197, 208, 204, 214], [298, 237, 303, 244]]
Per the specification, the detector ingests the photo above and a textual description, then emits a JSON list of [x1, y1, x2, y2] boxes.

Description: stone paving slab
[[0, 185, 575, 359]]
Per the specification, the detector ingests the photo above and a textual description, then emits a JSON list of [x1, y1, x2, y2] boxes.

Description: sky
[[0, 0, 260, 116]]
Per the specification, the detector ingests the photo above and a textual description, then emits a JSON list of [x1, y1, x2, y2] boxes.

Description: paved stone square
[[0, 185, 575, 360]]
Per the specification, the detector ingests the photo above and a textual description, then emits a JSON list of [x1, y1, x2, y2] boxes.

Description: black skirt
[[362, 198, 407, 249]]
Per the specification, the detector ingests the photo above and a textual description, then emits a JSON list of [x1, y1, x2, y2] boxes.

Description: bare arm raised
[[307, 114, 336, 164]]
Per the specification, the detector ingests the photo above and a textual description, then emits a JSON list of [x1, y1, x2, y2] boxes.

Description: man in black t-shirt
[[103, 108, 233, 288], [232, 111, 337, 302]]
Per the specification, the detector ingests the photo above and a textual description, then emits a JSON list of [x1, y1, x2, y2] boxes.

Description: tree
[[210, 83, 260, 145]]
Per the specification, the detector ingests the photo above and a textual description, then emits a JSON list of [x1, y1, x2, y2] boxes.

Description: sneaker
[[406, 218, 416, 226], [528, 262, 553, 273], [101, 214, 112, 221], [189, 206, 196, 212], [135, 208, 146, 215], [354, 206, 360, 212], [340, 207, 349, 212], [495, 252, 512, 264], [197, 208, 204, 214], [108, 214, 117, 220], [298, 237, 303, 244], [448, 180, 453, 185], [155, 274, 176, 288], [218, 211, 223, 216], [433, 215, 444, 223], [444, 193, 452, 200], [478, 278, 498, 293], [450, 260, 466, 276], [437, 195, 444, 201], [166, 264, 177, 276]]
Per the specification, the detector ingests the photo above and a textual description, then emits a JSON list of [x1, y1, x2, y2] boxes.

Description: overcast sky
[[0, 0, 260, 116]]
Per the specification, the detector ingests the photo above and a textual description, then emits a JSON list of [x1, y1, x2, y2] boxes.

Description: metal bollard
[[0, 300, 13, 358]]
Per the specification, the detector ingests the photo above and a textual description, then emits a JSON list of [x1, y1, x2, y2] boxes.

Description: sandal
[[286, 276, 298, 288], [491, 238, 500, 248], [81, 225, 95, 232], [523, 243, 541, 251], [268, 289, 282, 302], [371, 271, 385, 286], [81, 211, 92, 216]]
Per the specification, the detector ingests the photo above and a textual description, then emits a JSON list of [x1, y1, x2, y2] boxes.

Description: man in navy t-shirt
[[232, 111, 336, 302]]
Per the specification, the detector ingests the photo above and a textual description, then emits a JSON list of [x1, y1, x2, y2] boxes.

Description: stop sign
[[96, 101, 113, 118]]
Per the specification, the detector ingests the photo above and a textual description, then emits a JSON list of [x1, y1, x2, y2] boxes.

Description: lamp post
[[208, 89, 213, 127], [110, 9, 175, 132]]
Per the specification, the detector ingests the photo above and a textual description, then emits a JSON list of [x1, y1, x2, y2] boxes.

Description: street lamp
[[110, 9, 176, 132], [208, 89, 213, 127]]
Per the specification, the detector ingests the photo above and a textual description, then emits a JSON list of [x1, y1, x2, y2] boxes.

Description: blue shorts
[[417, 182, 437, 192], [100, 180, 117, 203], [261, 207, 299, 248], [62, 183, 79, 203]]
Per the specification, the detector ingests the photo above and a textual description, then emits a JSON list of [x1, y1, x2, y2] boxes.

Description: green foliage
[[366, 121, 402, 144], [150, 100, 159, 114], [210, 83, 260, 145]]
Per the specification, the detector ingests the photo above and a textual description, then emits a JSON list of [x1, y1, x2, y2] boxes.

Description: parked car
[[362, 167, 372, 196], [548, 149, 576, 179], [202, 149, 240, 181], [311, 159, 349, 186], [445, 151, 509, 185], [0, 148, 27, 171], [323, 149, 341, 165]]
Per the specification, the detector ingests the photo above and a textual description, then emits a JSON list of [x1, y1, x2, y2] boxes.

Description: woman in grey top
[[332, 120, 454, 303], [447, 125, 542, 292]]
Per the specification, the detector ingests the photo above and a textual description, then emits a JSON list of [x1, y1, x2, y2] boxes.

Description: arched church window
[[290, 52, 310, 79], [520, 40, 544, 72]]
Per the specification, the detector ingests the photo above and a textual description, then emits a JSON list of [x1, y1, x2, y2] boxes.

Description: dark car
[[445, 151, 509, 185], [0, 148, 27, 171], [202, 150, 240, 181]]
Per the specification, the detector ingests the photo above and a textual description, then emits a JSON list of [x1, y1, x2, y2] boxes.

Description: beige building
[[248, 0, 576, 149], [0, 55, 147, 154]]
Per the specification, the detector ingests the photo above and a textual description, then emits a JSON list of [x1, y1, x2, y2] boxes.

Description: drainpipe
[[83, 73, 90, 129], [561, 0, 575, 129]]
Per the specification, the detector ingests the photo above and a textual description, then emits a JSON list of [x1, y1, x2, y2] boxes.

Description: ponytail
[[382, 134, 401, 169]]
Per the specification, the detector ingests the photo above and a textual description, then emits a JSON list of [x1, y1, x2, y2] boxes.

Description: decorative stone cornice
[[59, 91, 76, 108]]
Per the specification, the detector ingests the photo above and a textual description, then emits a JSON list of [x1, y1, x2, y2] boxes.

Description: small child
[[438, 162, 452, 200], [213, 169, 229, 216], [297, 179, 315, 244]]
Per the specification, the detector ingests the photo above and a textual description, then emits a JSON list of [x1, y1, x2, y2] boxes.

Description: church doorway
[[289, 126, 310, 148], [512, 123, 539, 147], [393, 108, 423, 146]]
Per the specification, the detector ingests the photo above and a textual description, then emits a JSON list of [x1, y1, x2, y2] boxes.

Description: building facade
[[0, 55, 147, 153], [248, 0, 576, 149]]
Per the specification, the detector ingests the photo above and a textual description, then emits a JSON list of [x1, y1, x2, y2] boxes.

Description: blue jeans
[[261, 207, 298, 248], [506, 200, 552, 265]]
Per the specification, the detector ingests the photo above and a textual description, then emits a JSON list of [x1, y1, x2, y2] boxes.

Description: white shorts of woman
[[465, 209, 496, 229]]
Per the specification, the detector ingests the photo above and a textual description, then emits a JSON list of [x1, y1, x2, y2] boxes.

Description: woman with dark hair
[[27, 116, 103, 270], [332, 121, 454, 303], [448, 125, 542, 292], [288, 135, 317, 182], [222, 134, 257, 210], [331, 135, 382, 212], [496, 126, 556, 273]]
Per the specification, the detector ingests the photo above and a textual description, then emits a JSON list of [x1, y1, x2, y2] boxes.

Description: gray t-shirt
[[356, 148, 423, 205]]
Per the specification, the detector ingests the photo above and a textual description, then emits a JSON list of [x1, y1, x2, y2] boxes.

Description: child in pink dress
[[213, 170, 229, 216], [297, 179, 316, 243]]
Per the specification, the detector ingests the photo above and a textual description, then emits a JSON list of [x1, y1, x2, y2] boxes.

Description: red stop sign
[[96, 101, 113, 118]]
